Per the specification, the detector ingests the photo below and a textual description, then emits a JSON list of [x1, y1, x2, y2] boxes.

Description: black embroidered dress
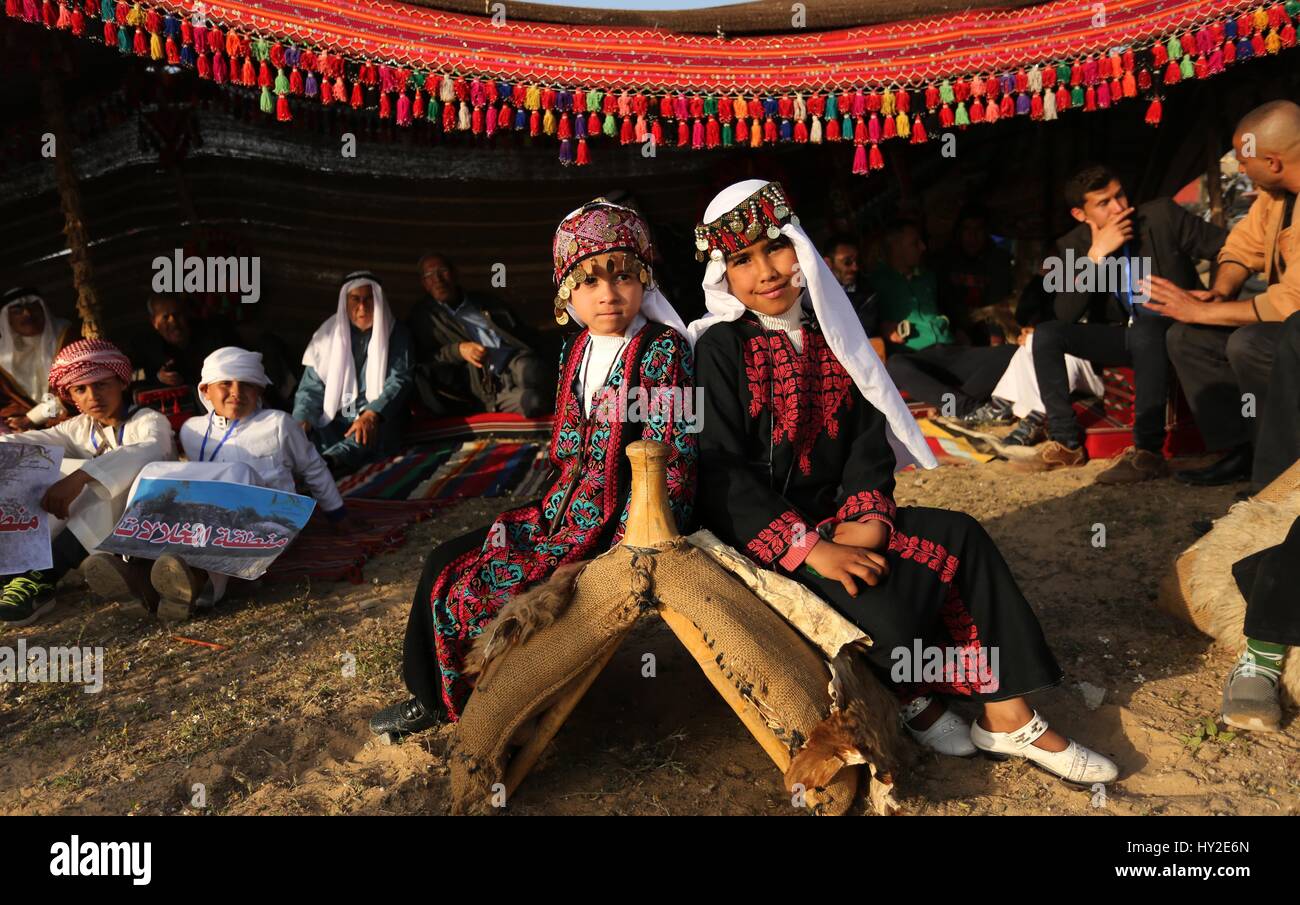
[[694, 309, 1061, 701]]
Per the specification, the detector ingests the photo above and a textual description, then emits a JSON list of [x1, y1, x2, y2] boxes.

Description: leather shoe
[[1174, 446, 1252, 486], [369, 697, 444, 737]]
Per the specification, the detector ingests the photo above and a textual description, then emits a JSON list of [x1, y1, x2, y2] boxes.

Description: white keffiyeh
[[302, 275, 392, 426], [686, 179, 937, 471]]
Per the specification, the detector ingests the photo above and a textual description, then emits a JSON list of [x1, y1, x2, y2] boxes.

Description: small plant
[[1181, 716, 1236, 751]]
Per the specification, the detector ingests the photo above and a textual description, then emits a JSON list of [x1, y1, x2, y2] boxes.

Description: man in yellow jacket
[[1148, 99, 1300, 486]]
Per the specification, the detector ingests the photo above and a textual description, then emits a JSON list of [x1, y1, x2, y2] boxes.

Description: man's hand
[[1015, 325, 1035, 346], [1142, 276, 1214, 323], [157, 367, 184, 387], [881, 321, 904, 345], [459, 342, 488, 368], [804, 539, 890, 597], [832, 519, 890, 551], [41, 471, 95, 520], [1086, 207, 1135, 261], [344, 409, 380, 447], [6, 415, 33, 431]]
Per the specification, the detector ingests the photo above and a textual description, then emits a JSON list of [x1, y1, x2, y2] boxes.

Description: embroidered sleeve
[[824, 389, 899, 541], [747, 509, 817, 569]]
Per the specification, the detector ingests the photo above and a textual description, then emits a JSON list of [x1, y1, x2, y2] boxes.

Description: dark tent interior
[[3, 11, 1298, 358]]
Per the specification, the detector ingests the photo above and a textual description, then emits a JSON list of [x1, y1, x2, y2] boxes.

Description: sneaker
[[0, 571, 57, 627], [959, 397, 1014, 426], [369, 697, 445, 738], [81, 554, 158, 618], [1221, 652, 1282, 732], [1003, 411, 1047, 447], [1095, 447, 1168, 485], [1007, 440, 1088, 473]]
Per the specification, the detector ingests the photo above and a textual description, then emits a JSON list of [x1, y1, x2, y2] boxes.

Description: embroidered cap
[[552, 199, 653, 323], [693, 180, 798, 263]]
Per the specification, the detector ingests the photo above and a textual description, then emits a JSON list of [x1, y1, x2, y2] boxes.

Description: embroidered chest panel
[[742, 325, 854, 475]]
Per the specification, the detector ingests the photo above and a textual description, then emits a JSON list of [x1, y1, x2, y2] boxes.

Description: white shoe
[[970, 710, 1118, 785], [901, 696, 978, 757]]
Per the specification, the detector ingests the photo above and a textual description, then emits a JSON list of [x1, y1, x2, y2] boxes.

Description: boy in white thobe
[[0, 339, 175, 626]]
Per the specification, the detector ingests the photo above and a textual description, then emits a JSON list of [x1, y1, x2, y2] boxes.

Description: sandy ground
[[1, 455, 1297, 816]]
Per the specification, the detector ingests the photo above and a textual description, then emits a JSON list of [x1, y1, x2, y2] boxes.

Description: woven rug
[[264, 498, 441, 584], [338, 439, 549, 502]]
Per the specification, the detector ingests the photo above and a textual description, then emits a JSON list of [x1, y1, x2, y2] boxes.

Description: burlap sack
[[450, 538, 882, 815]]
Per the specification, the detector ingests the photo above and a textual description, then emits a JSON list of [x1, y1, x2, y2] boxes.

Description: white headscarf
[[302, 273, 392, 426], [0, 290, 68, 405], [198, 346, 270, 412], [686, 180, 937, 471], [556, 202, 690, 339]]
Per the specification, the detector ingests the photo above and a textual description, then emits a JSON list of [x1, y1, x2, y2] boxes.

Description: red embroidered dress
[[695, 310, 1060, 701], [412, 321, 696, 719]]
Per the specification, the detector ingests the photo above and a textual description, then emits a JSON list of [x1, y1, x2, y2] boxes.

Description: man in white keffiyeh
[[292, 272, 414, 475]]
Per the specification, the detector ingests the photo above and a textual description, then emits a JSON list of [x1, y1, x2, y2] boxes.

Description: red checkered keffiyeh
[[47, 338, 132, 399]]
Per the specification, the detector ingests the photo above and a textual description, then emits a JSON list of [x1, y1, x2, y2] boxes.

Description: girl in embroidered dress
[[370, 199, 698, 735], [688, 180, 1117, 785]]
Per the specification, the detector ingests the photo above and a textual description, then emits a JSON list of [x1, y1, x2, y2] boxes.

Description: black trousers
[[884, 343, 1016, 415], [1032, 316, 1171, 452], [1253, 311, 1300, 488], [1166, 321, 1282, 452], [1232, 516, 1300, 647], [401, 526, 490, 712]]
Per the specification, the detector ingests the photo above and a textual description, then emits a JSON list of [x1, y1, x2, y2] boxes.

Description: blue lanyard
[[199, 414, 240, 462], [90, 422, 125, 453]]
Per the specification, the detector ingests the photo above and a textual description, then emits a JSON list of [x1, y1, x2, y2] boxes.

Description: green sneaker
[[0, 571, 57, 627], [1221, 651, 1283, 732]]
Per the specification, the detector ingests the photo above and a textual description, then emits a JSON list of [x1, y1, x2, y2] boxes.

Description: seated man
[[1017, 163, 1226, 481], [935, 204, 1014, 345], [0, 340, 176, 626], [133, 293, 239, 416], [407, 252, 549, 417], [1148, 100, 1300, 486], [822, 233, 878, 335], [294, 272, 412, 475], [0, 287, 78, 431], [84, 346, 353, 620], [877, 220, 1016, 419]]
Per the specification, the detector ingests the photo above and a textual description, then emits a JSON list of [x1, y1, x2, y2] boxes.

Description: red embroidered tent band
[[7, 0, 1299, 174]]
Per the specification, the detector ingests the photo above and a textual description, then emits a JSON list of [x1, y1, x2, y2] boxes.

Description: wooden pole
[[42, 73, 103, 339]]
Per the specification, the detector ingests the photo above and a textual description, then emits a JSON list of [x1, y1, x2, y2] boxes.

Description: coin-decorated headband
[[693, 181, 799, 263], [551, 198, 654, 324]]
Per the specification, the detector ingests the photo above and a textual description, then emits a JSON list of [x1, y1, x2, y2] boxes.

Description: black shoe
[[369, 697, 444, 737], [959, 397, 1014, 426], [1004, 411, 1047, 447], [0, 571, 56, 627], [1174, 446, 1252, 486]]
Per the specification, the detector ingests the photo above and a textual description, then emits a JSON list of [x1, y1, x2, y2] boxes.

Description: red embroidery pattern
[[837, 489, 897, 526], [742, 326, 853, 475], [935, 583, 994, 696], [887, 530, 958, 582], [887, 528, 987, 697], [746, 509, 810, 564]]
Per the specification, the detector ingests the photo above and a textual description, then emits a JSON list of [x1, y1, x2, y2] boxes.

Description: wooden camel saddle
[[448, 440, 907, 816]]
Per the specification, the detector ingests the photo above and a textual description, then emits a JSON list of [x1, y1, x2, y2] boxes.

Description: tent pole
[[42, 73, 104, 340]]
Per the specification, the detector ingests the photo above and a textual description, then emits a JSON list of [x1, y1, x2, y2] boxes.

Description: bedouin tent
[[1, 0, 1298, 345]]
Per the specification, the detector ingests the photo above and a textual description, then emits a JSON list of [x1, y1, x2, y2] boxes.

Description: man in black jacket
[[1018, 164, 1227, 482], [406, 253, 550, 417]]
